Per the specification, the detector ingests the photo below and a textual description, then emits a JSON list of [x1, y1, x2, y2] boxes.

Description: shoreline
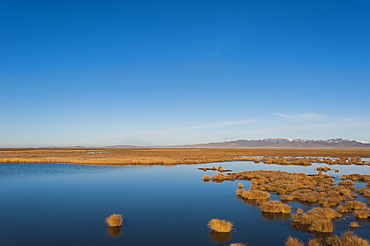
[[1, 148, 370, 166]]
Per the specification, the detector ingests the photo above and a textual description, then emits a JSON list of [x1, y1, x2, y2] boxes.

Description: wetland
[[1, 149, 370, 245]]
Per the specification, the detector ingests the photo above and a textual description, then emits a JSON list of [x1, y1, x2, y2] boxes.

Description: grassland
[[1, 148, 370, 166]]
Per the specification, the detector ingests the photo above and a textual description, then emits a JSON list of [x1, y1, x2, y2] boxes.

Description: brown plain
[[1, 148, 370, 166]]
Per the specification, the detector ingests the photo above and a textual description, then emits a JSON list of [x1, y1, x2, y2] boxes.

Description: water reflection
[[106, 226, 122, 238], [260, 212, 291, 221], [208, 231, 232, 244]]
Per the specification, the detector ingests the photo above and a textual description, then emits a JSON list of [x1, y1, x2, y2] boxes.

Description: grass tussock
[[326, 231, 369, 246], [105, 214, 123, 227], [230, 243, 246, 246], [259, 200, 292, 214], [292, 207, 340, 233], [350, 222, 359, 228], [236, 188, 270, 200], [203, 175, 211, 182], [344, 201, 367, 210], [208, 219, 233, 233], [353, 208, 370, 219], [285, 237, 304, 246]]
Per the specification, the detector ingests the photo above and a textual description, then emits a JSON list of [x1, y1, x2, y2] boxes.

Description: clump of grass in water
[[236, 188, 270, 200], [259, 200, 291, 214], [285, 236, 304, 246], [350, 221, 359, 228], [326, 231, 369, 246], [208, 219, 233, 233], [105, 214, 123, 227], [353, 208, 370, 219], [230, 243, 247, 246], [203, 175, 211, 182]]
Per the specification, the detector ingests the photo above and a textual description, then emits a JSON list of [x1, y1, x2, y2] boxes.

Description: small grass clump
[[292, 207, 340, 233], [345, 201, 367, 210], [326, 231, 369, 246], [236, 188, 270, 200], [353, 208, 370, 219], [203, 175, 211, 182], [259, 200, 291, 214], [105, 214, 123, 227], [238, 183, 244, 189], [285, 237, 304, 246], [230, 243, 246, 246], [208, 219, 233, 233], [350, 222, 359, 228]]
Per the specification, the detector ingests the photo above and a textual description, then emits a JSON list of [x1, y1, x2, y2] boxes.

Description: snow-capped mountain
[[183, 138, 370, 149]]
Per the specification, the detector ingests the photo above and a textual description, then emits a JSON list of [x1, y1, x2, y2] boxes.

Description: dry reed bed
[[210, 169, 370, 234], [1, 148, 370, 166], [285, 232, 369, 246]]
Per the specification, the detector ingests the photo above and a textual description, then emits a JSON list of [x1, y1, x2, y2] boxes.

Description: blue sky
[[1, 0, 369, 147]]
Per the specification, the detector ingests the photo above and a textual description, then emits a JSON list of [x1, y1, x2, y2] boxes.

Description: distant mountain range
[[179, 138, 370, 149], [106, 138, 370, 149]]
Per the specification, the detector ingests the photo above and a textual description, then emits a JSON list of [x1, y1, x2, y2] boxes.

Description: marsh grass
[[292, 207, 339, 233], [285, 237, 304, 246], [326, 231, 370, 246], [236, 188, 270, 200], [1, 148, 369, 166], [353, 208, 370, 219], [208, 219, 233, 233], [105, 214, 123, 227], [259, 201, 291, 214], [350, 222, 359, 228], [203, 175, 211, 182]]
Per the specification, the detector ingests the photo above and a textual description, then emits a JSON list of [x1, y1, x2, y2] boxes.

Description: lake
[[1, 161, 369, 246]]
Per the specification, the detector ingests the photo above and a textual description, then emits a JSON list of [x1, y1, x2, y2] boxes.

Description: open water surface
[[0, 161, 369, 246]]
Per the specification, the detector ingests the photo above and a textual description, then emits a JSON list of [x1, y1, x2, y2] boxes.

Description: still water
[[0, 161, 369, 246]]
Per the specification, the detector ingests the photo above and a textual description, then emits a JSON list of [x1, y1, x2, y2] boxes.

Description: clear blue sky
[[1, 0, 369, 147]]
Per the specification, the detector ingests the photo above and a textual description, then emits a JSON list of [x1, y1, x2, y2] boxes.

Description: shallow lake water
[[0, 161, 369, 246]]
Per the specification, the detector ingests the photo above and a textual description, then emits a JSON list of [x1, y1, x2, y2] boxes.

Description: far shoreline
[[1, 148, 370, 166]]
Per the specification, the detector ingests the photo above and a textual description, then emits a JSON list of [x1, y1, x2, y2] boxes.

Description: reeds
[[203, 175, 211, 182], [326, 231, 369, 246], [259, 201, 291, 214], [350, 222, 359, 228], [236, 188, 270, 200], [105, 214, 123, 227], [285, 237, 304, 246], [353, 208, 370, 219], [208, 219, 233, 233]]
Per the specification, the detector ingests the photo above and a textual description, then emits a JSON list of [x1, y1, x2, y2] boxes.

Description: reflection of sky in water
[[0, 161, 369, 246]]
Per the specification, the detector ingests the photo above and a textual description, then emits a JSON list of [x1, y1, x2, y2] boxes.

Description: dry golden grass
[[203, 175, 211, 182], [353, 208, 370, 219], [292, 207, 340, 233], [230, 243, 246, 246], [307, 239, 321, 246], [350, 222, 359, 228], [326, 231, 369, 246], [285, 237, 304, 246], [259, 201, 292, 214], [344, 201, 367, 210], [236, 188, 270, 200], [105, 214, 123, 227], [1, 148, 370, 166], [208, 219, 233, 233]]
